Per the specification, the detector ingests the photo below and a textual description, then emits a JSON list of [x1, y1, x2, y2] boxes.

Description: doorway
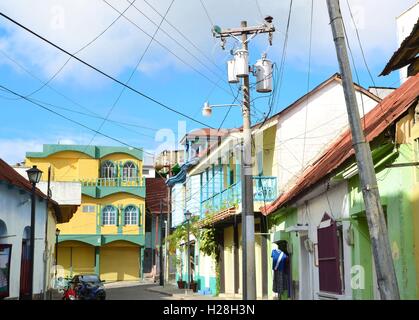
[[299, 235, 313, 300], [19, 227, 31, 299]]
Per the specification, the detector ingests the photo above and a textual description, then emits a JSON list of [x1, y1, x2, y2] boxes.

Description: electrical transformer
[[254, 56, 273, 93], [227, 59, 239, 83], [234, 49, 249, 77]]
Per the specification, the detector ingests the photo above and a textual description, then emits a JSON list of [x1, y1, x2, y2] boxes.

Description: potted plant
[[177, 279, 186, 289], [189, 279, 198, 292]]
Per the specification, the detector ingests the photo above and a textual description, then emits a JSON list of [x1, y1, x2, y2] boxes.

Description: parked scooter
[[76, 281, 106, 300], [62, 281, 77, 300]]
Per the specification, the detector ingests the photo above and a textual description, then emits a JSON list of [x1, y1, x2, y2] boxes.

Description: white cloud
[[0, 138, 43, 164], [0, 0, 416, 88]]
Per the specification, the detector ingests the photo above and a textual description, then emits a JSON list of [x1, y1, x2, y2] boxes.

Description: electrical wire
[[341, 17, 367, 130], [101, 0, 234, 98], [0, 83, 155, 156], [301, 0, 314, 168], [217, 86, 242, 131], [84, 0, 176, 153], [46, 0, 175, 180], [125, 0, 227, 83], [0, 11, 213, 128], [0, 49, 159, 135], [11, 0, 137, 102], [141, 0, 227, 76], [345, 0, 379, 97], [254, 0, 264, 20], [199, 0, 215, 27]]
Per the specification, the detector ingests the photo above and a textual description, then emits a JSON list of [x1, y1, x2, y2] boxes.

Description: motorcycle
[[75, 281, 106, 300], [62, 281, 77, 300]]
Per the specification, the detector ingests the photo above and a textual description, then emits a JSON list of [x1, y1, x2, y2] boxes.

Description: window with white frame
[[102, 205, 117, 225], [82, 205, 95, 213], [101, 160, 116, 178], [124, 205, 138, 225], [123, 161, 137, 180]]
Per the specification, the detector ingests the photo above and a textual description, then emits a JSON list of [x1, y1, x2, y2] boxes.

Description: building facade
[[169, 74, 380, 298], [25, 144, 146, 282], [0, 158, 74, 299], [264, 74, 419, 300]]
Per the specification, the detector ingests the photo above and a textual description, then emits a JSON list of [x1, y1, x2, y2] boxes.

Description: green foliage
[[199, 227, 218, 258]]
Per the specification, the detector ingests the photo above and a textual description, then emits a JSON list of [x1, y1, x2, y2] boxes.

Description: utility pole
[[213, 18, 275, 300], [159, 199, 164, 286], [326, 0, 400, 299]]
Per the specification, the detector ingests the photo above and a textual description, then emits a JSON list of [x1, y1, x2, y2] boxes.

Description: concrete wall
[[0, 183, 48, 299], [171, 183, 185, 228], [295, 181, 352, 300], [274, 80, 377, 192]]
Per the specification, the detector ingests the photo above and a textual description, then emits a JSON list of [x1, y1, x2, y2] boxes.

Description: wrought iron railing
[[201, 176, 277, 215], [80, 177, 144, 187]]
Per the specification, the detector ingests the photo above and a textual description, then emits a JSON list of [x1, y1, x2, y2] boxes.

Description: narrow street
[[106, 284, 172, 300]]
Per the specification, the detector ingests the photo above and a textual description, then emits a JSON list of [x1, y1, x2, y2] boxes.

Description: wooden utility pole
[[213, 18, 275, 300], [326, 0, 400, 299]]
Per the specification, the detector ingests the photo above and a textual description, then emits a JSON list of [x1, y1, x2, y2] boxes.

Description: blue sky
[[0, 0, 415, 164]]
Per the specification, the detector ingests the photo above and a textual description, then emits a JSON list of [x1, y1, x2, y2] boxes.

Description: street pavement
[[106, 283, 173, 300]]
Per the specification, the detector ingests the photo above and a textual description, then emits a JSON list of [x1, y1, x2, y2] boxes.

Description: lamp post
[[184, 210, 192, 290], [55, 228, 60, 282], [26, 165, 43, 300], [202, 101, 241, 118]]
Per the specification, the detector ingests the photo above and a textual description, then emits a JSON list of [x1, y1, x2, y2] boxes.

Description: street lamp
[[26, 165, 43, 300], [184, 210, 192, 290], [55, 228, 60, 282], [202, 101, 241, 117]]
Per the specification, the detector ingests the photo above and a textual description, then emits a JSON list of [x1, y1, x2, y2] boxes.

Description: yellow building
[[25, 144, 146, 282]]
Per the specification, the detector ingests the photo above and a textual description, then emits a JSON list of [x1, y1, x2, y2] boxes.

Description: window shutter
[[122, 206, 126, 226], [317, 213, 342, 294], [138, 205, 142, 226]]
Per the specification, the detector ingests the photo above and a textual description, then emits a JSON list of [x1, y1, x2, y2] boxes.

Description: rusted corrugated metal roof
[[262, 74, 419, 216], [380, 18, 419, 76], [146, 177, 168, 214]]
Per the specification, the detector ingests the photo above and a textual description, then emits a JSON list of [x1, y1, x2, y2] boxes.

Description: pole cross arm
[[213, 24, 275, 38]]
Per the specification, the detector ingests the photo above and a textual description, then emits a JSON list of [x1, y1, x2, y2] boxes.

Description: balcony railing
[[201, 176, 277, 215], [80, 177, 144, 187]]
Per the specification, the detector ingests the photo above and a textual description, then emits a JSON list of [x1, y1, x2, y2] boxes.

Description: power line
[[7, 0, 137, 102], [0, 83, 155, 156], [199, 0, 215, 27], [255, 0, 264, 20], [0, 48, 159, 134], [345, 0, 379, 96], [217, 86, 242, 131], [85, 0, 176, 149], [141, 0, 225, 74], [301, 0, 314, 168], [101, 0, 233, 98], [0, 11, 213, 128], [260, 0, 293, 124], [0, 93, 157, 139], [124, 0, 227, 84], [53, 0, 175, 180]]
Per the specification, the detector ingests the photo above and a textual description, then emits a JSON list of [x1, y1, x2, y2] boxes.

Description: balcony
[[80, 177, 145, 198], [201, 176, 277, 215]]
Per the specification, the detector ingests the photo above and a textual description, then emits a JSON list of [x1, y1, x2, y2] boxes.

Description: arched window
[[101, 160, 116, 179], [123, 161, 137, 180], [124, 206, 138, 225], [102, 206, 117, 225]]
